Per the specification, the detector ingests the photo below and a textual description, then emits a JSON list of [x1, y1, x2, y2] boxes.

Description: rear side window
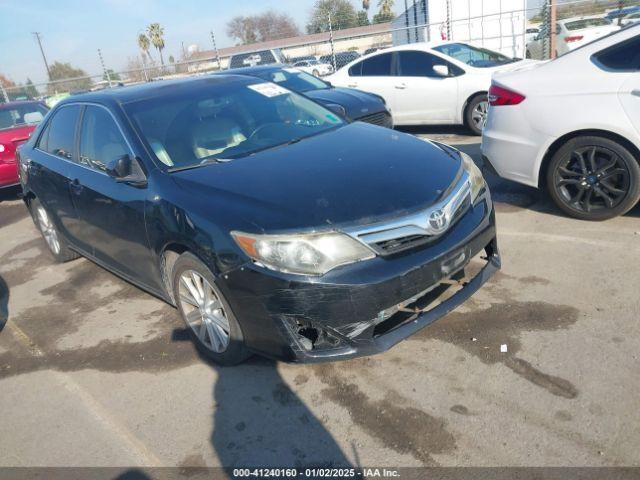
[[42, 105, 81, 160], [79, 106, 130, 172], [593, 35, 640, 71], [349, 52, 393, 76]]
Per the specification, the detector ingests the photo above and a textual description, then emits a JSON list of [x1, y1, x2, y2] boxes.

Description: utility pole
[[210, 31, 222, 71], [550, 0, 557, 59], [328, 12, 337, 72], [32, 32, 52, 81], [98, 49, 112, 88]]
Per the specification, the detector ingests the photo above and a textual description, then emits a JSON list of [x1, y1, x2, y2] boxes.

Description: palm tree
[[363, 0, 370, 11], [378, 0, 394, 16], [147, 23, 165, 66], [137, 33, 151, 61]]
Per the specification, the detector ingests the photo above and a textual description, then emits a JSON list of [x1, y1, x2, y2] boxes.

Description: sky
[[0, 0, 559, 87], [0, 0, 409, 87]]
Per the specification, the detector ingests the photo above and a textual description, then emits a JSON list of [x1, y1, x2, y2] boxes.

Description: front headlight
[[460, 151, 486, 203], [231, 231, 375, 275]]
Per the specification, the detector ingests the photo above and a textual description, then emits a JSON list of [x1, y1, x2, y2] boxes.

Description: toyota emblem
[[428, 209, 448, 232]]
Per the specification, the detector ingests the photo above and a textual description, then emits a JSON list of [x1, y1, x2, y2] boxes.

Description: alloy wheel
[[471, 100, 489, 131], [554, 145, 630, 213], [178, 270, 230, 353], [36, 206, 61, 255]]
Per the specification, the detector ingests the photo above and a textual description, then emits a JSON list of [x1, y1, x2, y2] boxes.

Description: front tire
[[546, 136, 640, 220], [172, 252, 251, 366], [31, 198, 80, 262], [465, 94, 489, 136]]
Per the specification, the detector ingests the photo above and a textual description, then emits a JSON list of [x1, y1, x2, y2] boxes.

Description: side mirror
[[106, 154, 147, 186], [433, 64, 450, 77], [326, 103, 347, 118]]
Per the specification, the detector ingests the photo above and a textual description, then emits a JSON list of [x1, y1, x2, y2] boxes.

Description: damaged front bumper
[[219, 195, 500, 362]]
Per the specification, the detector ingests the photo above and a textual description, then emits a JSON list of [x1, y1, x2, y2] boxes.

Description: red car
[[0, 101, 49, 188]]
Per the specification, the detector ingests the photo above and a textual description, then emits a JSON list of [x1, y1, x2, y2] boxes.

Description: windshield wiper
[[167, 157, 231, 173]]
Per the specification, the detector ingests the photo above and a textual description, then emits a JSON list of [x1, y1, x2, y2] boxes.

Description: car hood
[[171, 123, 461, 232], [304, 87, 387, 120]]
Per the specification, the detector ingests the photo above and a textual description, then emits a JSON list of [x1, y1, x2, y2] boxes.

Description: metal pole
[[413, 0, 419, 43], [404, 0, 410, 43], [210, 31, 222, 70], [0, 83, 9, 103], [550, 0, 557, 59], [542, 0, 549, 59], [328, 12, 337, 72], [32, 32, 52, 81], [98, 49, 112, 88]]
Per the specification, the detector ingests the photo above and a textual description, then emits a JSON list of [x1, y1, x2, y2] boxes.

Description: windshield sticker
[[248, 83, 289, 97]]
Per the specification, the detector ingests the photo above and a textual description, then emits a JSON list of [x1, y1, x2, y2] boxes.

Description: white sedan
[[326, 41, 535, 135], [482, 24, 640, 220], [292, 59, 333, 77], [526, 16, 619, 59]]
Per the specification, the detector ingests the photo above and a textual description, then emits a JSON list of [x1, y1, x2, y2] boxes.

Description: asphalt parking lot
[[0, 127, 639, 469]]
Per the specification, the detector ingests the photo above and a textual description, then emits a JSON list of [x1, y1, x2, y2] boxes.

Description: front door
[[68, 104, 159, 289], [393, 51, 460, 125]]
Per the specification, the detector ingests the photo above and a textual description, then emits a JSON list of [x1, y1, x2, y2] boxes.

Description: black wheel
[[546, 136, 640, 220], [172, 252, 251, 366], [30, 198, 80, 262], [464, 94, 488, 136], [525, 49, 531, 59]]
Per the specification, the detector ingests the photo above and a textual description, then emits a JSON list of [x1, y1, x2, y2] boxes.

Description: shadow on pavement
[[0, 185, 21, 203], [0, 274, 7, 332], [171, 332, 354, 469]]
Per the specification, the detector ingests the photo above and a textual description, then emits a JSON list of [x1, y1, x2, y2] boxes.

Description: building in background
[[392, 0, 528, 58]]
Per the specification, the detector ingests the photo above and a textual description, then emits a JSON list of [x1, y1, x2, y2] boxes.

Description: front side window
[[0, 103, 48, 131], [433, 43, 516, 68], [396, 51, 461, 77], [349, 52, 393, 76], [124, 79, 344, 170], [256, 69, 329, 92], [43, 105, 81, 160], [79, 106, 129, 172], [593, 35, 640, 71]]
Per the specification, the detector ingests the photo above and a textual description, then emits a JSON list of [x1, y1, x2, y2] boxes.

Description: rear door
[[394, 50, 461, 124], [67, 104, 158, 288], [28, 104, 83, 243], [344, 52, 398, 119]]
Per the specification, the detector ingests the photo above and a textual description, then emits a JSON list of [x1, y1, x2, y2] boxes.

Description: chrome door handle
[[632, 89, 640, 97], [395, 84, 407, 89], [347, 84, 358, 88]]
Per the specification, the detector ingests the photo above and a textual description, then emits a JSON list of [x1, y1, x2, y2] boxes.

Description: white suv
[[482, 25, 640, 220]]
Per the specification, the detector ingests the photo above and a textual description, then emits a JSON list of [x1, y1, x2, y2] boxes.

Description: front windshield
[[124, 79, 344, 170], [0, 103, 48, 131], [255, 68, 329, 93], [433, 43, 516, 68]]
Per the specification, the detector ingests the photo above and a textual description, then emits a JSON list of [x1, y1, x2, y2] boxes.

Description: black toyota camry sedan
[[18, 75, 500, 365], [223, 65, 393, 128]]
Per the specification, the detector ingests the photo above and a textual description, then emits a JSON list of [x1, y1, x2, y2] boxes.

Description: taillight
[[488, 84, 526, 106], [564, 35, 584, 43], [0, 144, 5, 154]]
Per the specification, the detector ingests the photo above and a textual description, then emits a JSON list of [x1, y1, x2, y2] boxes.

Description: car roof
[[0, 100, 44, 109], [223, 64, 289, 76], [559, 15, 611, 23], [54, 74, 259, 107]]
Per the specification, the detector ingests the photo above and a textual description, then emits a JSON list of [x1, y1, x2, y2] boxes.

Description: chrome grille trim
[[344, 172, 472, 255]]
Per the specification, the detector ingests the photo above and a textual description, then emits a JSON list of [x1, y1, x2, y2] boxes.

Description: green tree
[[25, 78, 39, 98], [47, 61, 92, 94], [147, 23, 165, 66], [356, 10, 370, 26], [307, 0, 360, 33], [103, 69, 121, 81], [137, 33, 152, 61], [373, 0, 395, 23], [227, 11, 299, 45]]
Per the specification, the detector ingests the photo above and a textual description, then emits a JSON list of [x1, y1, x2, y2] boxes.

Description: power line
[[32, 32, 52, 82]]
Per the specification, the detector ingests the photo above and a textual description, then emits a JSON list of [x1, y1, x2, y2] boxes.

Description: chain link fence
[[1, 0, 638, 105]]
